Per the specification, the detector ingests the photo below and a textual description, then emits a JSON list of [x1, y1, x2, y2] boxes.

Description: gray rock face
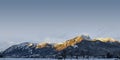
[[1, 36, 120, 58]]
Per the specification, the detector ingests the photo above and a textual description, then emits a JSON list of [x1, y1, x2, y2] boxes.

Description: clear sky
[[0, 0, 120, 50]]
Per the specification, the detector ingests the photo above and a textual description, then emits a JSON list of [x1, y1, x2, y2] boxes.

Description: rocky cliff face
[[1, 35, 120, 58]]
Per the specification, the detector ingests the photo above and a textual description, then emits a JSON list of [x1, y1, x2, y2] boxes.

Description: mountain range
[[1, 35, 120, 58]]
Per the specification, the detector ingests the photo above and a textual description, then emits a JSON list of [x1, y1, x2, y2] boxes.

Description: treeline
[[55, 50, 120, 59]]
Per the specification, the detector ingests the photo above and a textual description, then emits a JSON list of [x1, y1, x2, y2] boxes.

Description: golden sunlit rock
[[36, 42, 48, 49], [35, 35, 118, 51], [54, 36, 83, 51], [94, 37, 117, 42]]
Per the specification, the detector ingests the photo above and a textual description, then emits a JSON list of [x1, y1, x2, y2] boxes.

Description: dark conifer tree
[[106, 52, 112, 58]]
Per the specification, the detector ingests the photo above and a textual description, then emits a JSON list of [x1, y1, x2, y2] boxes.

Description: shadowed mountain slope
[[1, 35, 120, 58]]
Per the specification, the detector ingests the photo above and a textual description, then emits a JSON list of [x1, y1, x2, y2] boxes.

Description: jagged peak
[[26, 35, 119, 51], [54, 35, 86, 51], [81, 34, 91, 40]]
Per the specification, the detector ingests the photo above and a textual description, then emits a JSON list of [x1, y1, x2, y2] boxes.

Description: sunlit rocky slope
[[1, 35, 120, 58]]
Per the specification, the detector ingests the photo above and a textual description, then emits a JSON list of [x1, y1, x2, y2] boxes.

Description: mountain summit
[[1, 35, 120, 58], [54, 35, 91, 51]]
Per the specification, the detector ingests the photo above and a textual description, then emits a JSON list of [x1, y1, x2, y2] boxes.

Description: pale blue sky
[[0, 0, 120, 50]]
